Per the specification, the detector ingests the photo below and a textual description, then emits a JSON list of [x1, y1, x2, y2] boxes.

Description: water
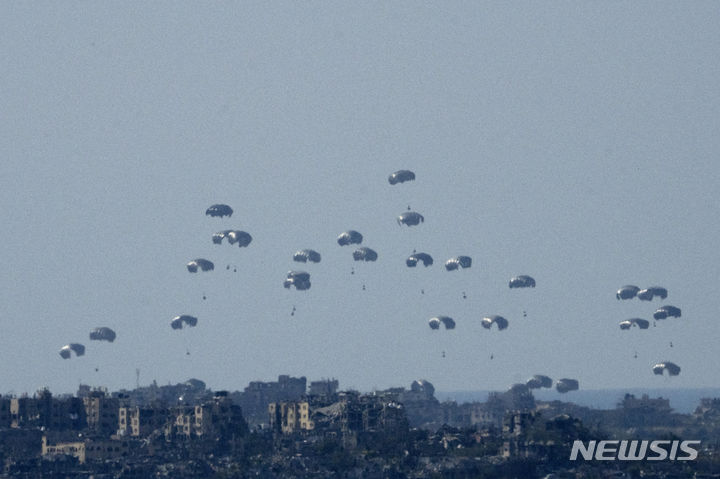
[[436, 388, 720, 414]]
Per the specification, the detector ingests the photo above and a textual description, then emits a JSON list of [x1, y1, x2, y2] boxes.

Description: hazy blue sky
[[1, 2, 719, 396]]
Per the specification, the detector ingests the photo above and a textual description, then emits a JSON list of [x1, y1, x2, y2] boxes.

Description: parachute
[[481, 315, 509, 330], [59, 343, 85, 359], [205, 204, 233, 218], [406, 252, 433, 267], [410, 379, 435, 396], [388, 170, 416, 185], [619, 318, 650, 330], [212, 230, 251, 247], [507, 383, 532, 395], [353, 247, 378, 262], [293, 249, 321, 263], [526, 375, 553, 389], [171, 315, 198, 330], [89, 327, 116, 342], [509, 275, 536, 288], [337, 230, 363, 246], [445, 256, 472, 271], [653, 305, 681, 320], [616, 285, 640, 300], [637, 286, 668, 301], [187, 259, 214, 273], [555, 378, 579, 393], [284, 271, 311, 291], [397, 211, 424, 226], [441, 317, 456, 329], [226, 231, 252, 247], [652, 361, 681, 376], [429, 316, 455, 330], [212, 230, 233, 244]]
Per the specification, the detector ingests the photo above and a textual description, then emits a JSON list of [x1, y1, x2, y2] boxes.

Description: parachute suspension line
[[182, 332, 191, 357]]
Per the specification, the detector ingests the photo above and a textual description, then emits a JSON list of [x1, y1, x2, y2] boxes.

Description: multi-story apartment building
[[83, 390, 120, 436], [118, 406, 167, 437], [268, 401, 314, 433]]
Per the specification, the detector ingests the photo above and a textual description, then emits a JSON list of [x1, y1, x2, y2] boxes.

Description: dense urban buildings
[[0, 376, 718, 477]]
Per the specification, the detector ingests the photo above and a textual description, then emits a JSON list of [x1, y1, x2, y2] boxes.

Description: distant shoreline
[[437, 387, 720, 414]]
